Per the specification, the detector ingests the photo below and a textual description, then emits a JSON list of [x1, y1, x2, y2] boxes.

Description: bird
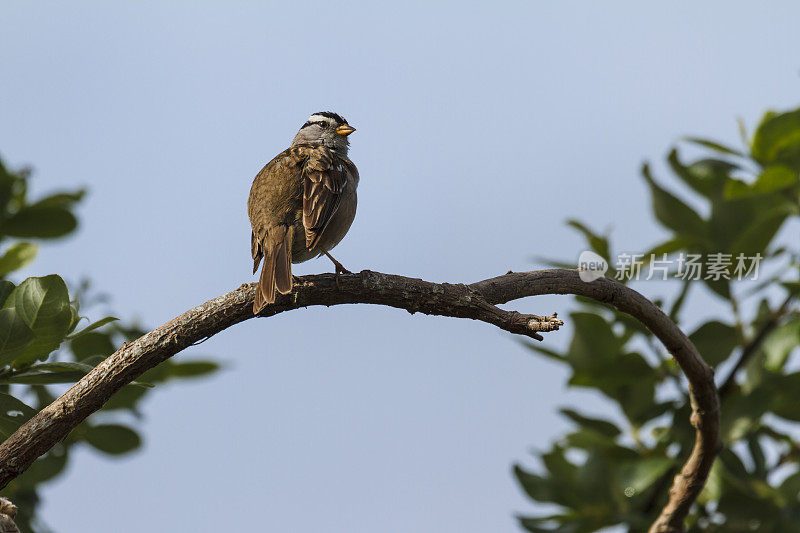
[[247, 111, 359, 314]]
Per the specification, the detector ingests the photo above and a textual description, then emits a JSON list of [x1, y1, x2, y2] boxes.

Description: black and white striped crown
[[301, 111, 348, 129]]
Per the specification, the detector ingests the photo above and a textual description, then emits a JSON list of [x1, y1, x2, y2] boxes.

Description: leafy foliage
[[0, 158, 220, 532], [516, 107, 800, 532]]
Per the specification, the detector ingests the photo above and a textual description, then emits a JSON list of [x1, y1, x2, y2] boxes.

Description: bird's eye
[[318, 122, 328, 129]]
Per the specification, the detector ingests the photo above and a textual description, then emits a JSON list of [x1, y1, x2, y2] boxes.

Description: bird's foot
[[324, 252, 351, 292], [324, 252, 352, 275]]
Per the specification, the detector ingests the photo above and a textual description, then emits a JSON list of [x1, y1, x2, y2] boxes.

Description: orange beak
[[335, 124, 356, 136]]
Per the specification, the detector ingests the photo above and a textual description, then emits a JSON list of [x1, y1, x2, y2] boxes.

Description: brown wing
[[248, 144, 314, 258], [301, 147, 348, 251]]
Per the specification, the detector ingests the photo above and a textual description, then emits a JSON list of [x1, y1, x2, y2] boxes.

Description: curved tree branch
[[0, 269, 719, 533]]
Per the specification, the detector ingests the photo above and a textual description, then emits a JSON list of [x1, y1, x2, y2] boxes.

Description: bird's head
[[291, 111, 355, 155]]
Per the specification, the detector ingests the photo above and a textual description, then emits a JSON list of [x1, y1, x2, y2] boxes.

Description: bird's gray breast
[[319, 158, 358, 252]]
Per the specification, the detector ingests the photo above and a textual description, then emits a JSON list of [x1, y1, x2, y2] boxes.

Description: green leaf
[[83, 424, 141, 455], [751, 108, 800, 170], [747, 435, 767, 479], [18, 444, 68, 485], [643, 237, 690, 259], [718, 447, 749, 480], [2, 206, 78, 239], [708, 196, 757, 254], [559, 408, 621, 438], [0, 308, 35, 367], [737, 116, 750, 147], [668, 278, 692, 323], [563, 429, 628, 453], [30, 189, 86, 209], [29, 361, 96, 373], [668, 149, 737, 198], [698, 460, 723, 504], [642, 163, 707, 241], [531, 258, 576, 270], [517, 515, 577, 533], [782, 281, 800, 296], [167, 360, 220, 378], [724, 165, 798, 199], [566, 312, 625, 368], [539, 445, 578, 483], [0, 391, 37, 418], [514, 466, 559, 503], [688, 320, 739, 367], [618, 456, 673, 495], [729, 202, 796, 257], [0, 392, 36, 439], [4, 275, 73, 366], [683, 137, 744, 156], [0, 280, 13, 305], [101, 384, 149, 411], [0, 161, 17, 216], [514, 454, 590, 510], [0, 243, 38, 277], [2, 369, 86, 384], [69, 331, 115, 359], [703, 277, 731, 301], [770, 372, 800, 422], [522, 340, 565, 362], [636, 401, 678, 427], [67, 316, 119, 340], [779, 470, 800, 503], [750, 165, 798, 194], [560, 313, 659, 424], [573, 451, 617, 506], [0, 361, 94, 385], [720, 387, 771, 441], [763, 317, 800, 371], [566, 219, 610, 260], [67, 303, 80, 334]]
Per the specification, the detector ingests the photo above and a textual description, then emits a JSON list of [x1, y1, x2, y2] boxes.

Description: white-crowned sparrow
[[247, 112, 359, 313]]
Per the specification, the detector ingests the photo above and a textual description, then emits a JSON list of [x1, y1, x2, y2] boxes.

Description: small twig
[[718, 294, 795, 398], [668, 278, 692, 323]]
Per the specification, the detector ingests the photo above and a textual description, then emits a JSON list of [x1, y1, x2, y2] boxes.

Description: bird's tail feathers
[[274, 229, 294, 295], [254, 226, 294, 314]]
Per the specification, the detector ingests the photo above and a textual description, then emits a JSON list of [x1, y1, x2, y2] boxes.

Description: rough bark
[[0, 269, 719, 532]]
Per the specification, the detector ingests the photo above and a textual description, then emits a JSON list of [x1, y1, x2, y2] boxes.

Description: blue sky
[[2, 1, 800, 531]]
